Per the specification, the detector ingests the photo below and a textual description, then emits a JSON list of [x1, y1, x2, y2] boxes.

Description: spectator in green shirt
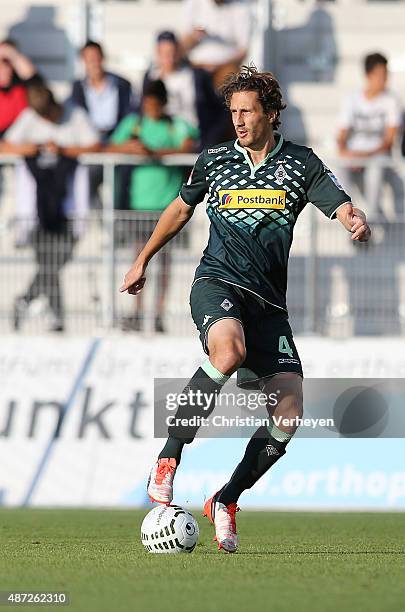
[[108, 79, 199, 210], [106, 79, 199, 332]]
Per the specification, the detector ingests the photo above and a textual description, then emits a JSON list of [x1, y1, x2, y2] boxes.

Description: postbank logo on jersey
[[218, 189, 286, 209]]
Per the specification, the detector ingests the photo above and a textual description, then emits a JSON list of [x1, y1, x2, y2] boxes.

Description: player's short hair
[[81, 40, 104, 57], [143, 79, 168, 105], [221, 65, 286, 130], [364, 52, 387, 74]]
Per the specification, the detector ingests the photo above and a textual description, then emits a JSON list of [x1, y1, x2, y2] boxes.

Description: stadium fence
[[0, 153, 404, 336]]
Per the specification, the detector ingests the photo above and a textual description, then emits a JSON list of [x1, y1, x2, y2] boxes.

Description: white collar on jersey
[[234, 134, 284, 178]]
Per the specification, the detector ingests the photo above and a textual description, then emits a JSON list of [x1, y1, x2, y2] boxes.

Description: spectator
[[0, 82, 99, 332], [337, 52, 403, 221], [181, 0, 252, 88], [144, 31, 230, 148], [70, 40, 134, 207], [0, 39, 40, 137], [105, 79, 198, 332], [71, 40, 133, 139]]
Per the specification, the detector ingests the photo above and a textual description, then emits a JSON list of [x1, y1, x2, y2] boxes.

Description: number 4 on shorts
[[278, 335, 293, 358]]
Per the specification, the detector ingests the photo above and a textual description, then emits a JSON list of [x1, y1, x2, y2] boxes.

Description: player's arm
[[120, 196, 194, 294], [305, 149, 371, 242], [120, 150, 208, 294], [335, 202, 371, 242]]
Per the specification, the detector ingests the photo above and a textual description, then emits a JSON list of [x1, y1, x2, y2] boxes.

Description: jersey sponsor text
[[218, 189, 286, 210]]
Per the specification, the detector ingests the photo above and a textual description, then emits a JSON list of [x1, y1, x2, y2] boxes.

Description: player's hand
[[120, 260, 147, 294], [347, 204, 371, 242]]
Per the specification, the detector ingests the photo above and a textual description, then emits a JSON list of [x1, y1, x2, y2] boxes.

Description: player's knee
[[283, 395, 303, 419], [263, 373, 303, 418], [210, 339, 246, 375]]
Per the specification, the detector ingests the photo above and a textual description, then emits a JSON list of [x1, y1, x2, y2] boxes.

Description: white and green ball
[[141, 505, 199, 554]]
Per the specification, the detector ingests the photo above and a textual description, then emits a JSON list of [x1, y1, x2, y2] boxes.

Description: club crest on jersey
[[220, 299, 233, 311], [274, 165, 287, 186], [218, 189, 286, 209]]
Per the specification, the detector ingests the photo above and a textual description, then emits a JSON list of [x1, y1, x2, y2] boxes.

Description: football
[[141, 505, 199, 554]]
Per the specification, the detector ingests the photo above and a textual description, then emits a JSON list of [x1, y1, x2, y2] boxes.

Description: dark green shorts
[[189, 278, 303, 389]]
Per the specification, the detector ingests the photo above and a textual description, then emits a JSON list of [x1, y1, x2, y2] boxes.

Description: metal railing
[[0, 153, 404, 336], [81, 153, 198, 328]]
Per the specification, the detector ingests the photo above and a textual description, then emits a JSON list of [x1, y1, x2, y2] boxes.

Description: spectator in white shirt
[[337, 52, 403, 220], [181, 0, 252, 88], [70, 40, 135, 207], [71, 40, 134, 141], [0, 82, 99, 332]]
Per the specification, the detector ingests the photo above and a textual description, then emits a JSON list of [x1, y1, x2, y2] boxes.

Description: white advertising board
[[0, 336, 404, 509]]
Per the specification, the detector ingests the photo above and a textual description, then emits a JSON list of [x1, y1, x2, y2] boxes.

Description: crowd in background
[[0, 0, 404, 332], [0, 0, 253, 332]]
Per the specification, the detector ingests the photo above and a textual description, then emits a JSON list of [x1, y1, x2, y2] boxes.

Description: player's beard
[[238, 131, 265, 149], [237, 123, 274, 150]]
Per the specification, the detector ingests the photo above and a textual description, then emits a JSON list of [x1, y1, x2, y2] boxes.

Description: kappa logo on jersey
[[203, 314, 213, 326], [265, 445, 280, 457], [274, 165, 287, 186], [220, 299, 233, 311], [207, 146, 228, 154], [218, 189, 286, 209]]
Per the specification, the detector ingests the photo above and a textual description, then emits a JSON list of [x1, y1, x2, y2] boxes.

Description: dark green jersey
[[180, 134, 350, 312]]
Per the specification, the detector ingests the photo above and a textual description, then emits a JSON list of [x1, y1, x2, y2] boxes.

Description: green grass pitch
[[1, 509, 405, 612]]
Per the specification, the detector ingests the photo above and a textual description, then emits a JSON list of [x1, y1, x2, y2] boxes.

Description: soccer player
[[121, 66, 371, 553]]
